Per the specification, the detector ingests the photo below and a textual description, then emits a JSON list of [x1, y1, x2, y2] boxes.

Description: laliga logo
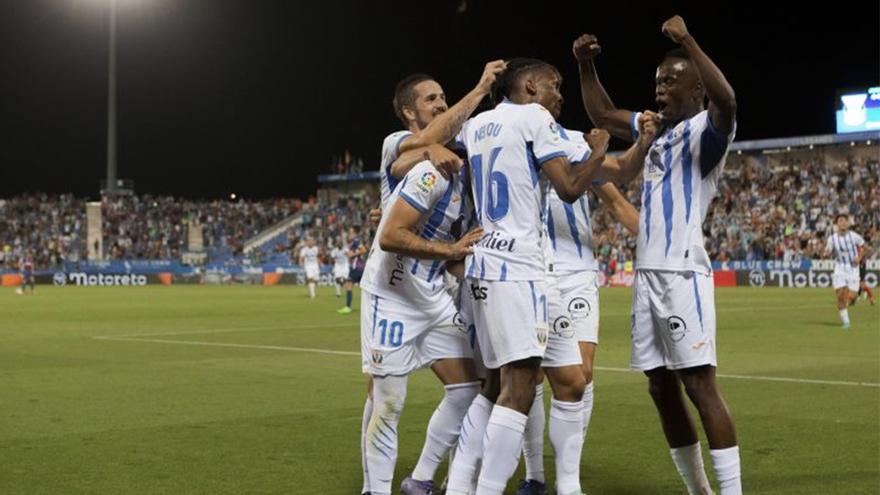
[[417, 171, 437, 193]]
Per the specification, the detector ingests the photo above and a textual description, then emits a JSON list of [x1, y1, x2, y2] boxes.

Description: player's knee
[[581, 364, 594, 385], [646, 370, 679, 401], [680, 372, 719, 407]]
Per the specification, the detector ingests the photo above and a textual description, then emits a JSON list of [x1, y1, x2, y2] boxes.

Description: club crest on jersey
[[371, 351, 384, 364], [536, 327, 549, 346], [568, 297, 591, 320], [552, 316, 574, 339], [666, 316, 688, 342], [417, 171, 437, 193]]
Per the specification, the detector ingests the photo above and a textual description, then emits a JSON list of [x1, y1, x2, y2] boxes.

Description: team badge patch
[[666, 316, 688, 342]]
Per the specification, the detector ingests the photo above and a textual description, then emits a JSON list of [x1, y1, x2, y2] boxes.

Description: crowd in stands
[[3, 145, 878, 271], [1, 194, 300, 269]]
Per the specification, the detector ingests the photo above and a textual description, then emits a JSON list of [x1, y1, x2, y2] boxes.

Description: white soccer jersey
[[546, 127, 598, 273], [361, 161, 473, 306], [330, 247, 349, 272], [379, 130, 414, 208], [299, 246, 319, 268], [826, 231, 864, 270], [634, 110, 736, 274], [455, 100, 589, 281]]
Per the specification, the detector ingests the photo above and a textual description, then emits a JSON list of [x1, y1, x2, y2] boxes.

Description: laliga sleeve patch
[[416, 170, 438, 193]]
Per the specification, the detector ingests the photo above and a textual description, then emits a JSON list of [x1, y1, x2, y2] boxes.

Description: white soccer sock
[[447, 394, 493, 495], [582, 381, 594, 437], [549, 398, 585, 495], [839, 309, 850, 324], [365, 375, 408, 495], [670, 443, 713, 495], [710, 446, 742, 495], [361, 395, 373, 494], [522, 384, 545, 483], [475, 406, 527, 495], [336, 283, 342, 296], [308, 282, 316, 298], [412, 382, 481, 481]]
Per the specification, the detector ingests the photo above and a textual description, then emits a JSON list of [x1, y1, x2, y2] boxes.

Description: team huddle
[[358, 16, 742, 495]]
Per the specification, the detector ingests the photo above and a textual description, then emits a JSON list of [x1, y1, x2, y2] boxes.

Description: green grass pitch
[[1, 286, 877, 494]]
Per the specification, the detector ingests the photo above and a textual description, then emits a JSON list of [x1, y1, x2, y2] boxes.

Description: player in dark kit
[[19, 253, 35, 295]]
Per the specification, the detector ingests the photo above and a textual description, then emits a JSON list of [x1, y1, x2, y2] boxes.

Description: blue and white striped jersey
[[455, 100, 589, 281], [545, 127, 598, 272], [361, 161, 473, 306], [634, 110, 736, 274], [379, 130, 414, 209], [826, 230, 865, 270]]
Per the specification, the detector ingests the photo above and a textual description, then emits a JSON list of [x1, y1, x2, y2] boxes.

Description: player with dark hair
[[824, 214, 867, 326], [18, 253, 35, 295], [574, 15, 742, 494], [857, 236, 875, 305], [445, 56, 654, 495]]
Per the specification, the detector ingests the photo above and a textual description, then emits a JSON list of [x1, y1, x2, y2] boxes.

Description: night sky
[[1, 0, 877, 200]]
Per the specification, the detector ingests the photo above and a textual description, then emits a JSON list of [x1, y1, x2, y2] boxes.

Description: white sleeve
[[526, 105, 576, 166], [825, 235, 833, 254], [397, 161, 450, 214], [854, 233, 866, 247], [380, 131, 413, 172]]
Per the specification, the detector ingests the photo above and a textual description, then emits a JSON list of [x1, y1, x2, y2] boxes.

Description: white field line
[[93, 335, 880, 388], [97, 304, 825, 339]]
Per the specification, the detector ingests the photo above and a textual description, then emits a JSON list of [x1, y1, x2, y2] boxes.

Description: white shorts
[[305, 264, 320, 281], [455, 283, 486, 379], [555, 270, 600, 344], [333, 265, 349, 281], [544, 273, 585, 368], [832, 267, 859, 292], [360, 289, 472, 376], [631, 270, 717, 371], [467, 278, 549, 369]]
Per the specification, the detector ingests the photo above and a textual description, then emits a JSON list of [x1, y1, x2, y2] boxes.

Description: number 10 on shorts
[[377, 319, 404, 347]]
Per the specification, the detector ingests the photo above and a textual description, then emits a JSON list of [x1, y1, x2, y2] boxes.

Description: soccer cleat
[[515, 479, 548, 495], [400, 475, 434, 495], [337, 306, 353, 314]]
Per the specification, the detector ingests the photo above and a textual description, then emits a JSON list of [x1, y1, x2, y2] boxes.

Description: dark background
[[1, 0, 877, 199]]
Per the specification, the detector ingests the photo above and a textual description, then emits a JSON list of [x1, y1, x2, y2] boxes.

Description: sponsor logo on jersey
[[667, 315, 688, 342], [552, 316, 574, 339], [568, 297, 591, 319]]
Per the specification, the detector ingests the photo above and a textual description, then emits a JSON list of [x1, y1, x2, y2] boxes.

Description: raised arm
[[661, 15, 736, 134], [398, 60, 506, 154], [573, 34, 637, 142], [593, 111, 659, 184], [379, 198, 483, 260], [592, 182, 639, 235], [391, 143, 463, 180]]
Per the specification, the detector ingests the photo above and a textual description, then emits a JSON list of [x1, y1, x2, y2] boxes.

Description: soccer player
[[18, 253, 35, 295], [359, 63, 503, 495], [574, 15, 742, 494], [298, 237, 320, 299], [450, 58, 652, 495], [824, 214, 867, 327], [339, 226, 368, 314], [329, 239, 349, 298], [515, 132, 640, 494], [360, 160, 484, 495], [857, 240, 875, 305], [379, 61, 507, 209]]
